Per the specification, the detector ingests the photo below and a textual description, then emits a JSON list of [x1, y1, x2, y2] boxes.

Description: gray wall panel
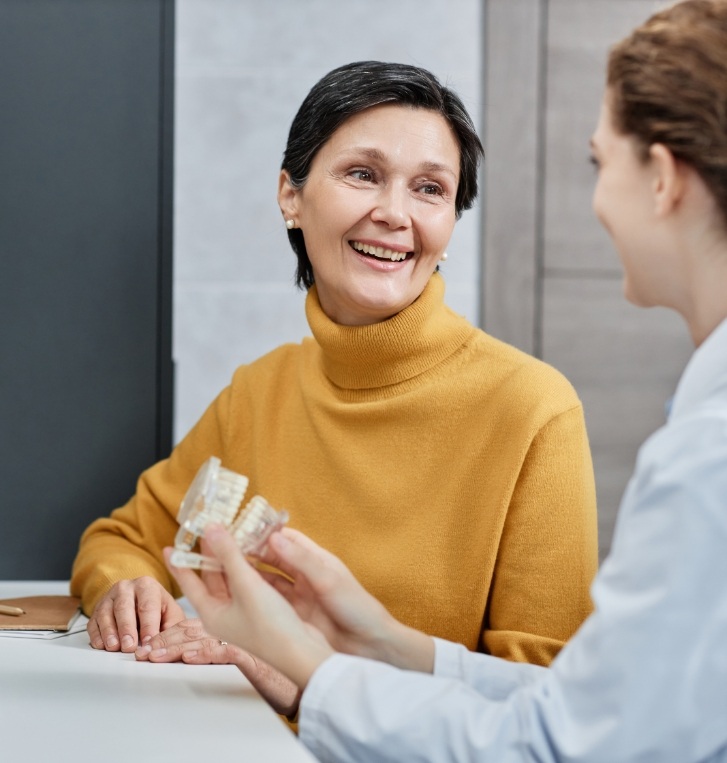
[[0, 0, 173, 578], [482, 0, 544, 354]]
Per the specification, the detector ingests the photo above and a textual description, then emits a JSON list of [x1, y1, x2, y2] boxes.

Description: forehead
[[592, 93, 615, 144], [591, 91, 646, 163], [320, 103, 461, 172]]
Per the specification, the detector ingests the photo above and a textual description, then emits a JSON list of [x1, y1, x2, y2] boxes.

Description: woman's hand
[[165, 525, 334, 690], [87, 576, 185, 652], [258, 528, 435, 672]]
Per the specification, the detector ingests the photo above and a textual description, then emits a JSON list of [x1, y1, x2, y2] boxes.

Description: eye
[[418, 182, 445, 196], [349, 168, 375, 182]]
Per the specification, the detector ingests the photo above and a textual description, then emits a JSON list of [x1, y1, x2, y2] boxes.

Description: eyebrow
[[339, 147, 459, 180]]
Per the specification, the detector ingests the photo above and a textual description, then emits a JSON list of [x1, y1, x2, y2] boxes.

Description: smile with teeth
[[350, 241, 411, 262]]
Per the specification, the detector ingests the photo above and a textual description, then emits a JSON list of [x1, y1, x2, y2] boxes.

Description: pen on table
[[0, 604, 25, 617]]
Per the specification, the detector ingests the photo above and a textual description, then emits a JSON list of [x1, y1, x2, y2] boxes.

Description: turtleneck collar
[[304, 273, 476, 390]]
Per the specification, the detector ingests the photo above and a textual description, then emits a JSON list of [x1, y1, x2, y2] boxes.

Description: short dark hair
[[281, 61, 484, 289]]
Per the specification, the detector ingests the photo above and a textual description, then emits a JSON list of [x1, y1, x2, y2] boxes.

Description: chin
[[356, 282, 411, 313], [622, 279, 656, 309]]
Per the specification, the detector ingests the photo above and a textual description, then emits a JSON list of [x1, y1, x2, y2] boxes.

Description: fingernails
[[135, 645, 151, 657], [184, 650, 198, 659], [141, 635, 152, 645], [106, 635, 119, 648], [150, 648, 167, 658], [121, 635, 135, 650]]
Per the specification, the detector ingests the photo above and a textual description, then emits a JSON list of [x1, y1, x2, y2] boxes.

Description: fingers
[[198, 526, 259, 604], [88, 577, 175, 652], [134, 579, 168, 647], [135, 617, 206, 660], [135, 618, 235, 664], [181, 642, 240, 666], [267, 529, 345, 594], [257, 568, 295, 597], [89, 580, 141, 652], [159, 595, 186, 633], [164, 546, 213, 615], [86, 612, 105, 650], [88, 590, 124, 651], [199, 537, 232, 599]]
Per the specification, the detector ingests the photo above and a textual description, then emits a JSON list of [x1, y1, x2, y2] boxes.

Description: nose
[[370, 181, 411, 229]]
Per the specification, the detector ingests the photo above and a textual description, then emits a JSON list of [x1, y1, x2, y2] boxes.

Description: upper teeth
[[352, 241, 408, 261]]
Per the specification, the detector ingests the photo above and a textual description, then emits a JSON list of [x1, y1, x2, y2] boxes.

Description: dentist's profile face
[[590, 93, 669, 309]]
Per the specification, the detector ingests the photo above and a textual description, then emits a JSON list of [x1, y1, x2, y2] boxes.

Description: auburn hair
[[608, 0, 727, 223]]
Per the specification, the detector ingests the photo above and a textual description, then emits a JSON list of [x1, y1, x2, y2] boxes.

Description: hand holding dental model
[[168, 457, 433, 687], [166, 524, 436, 691]]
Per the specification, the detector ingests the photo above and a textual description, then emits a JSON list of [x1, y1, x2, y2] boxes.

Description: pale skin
[[166, 91, 727, 703], [86, 103, 460, 711]]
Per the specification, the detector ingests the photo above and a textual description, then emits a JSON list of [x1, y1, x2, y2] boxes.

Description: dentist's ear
[[650, 143, 686, 218]]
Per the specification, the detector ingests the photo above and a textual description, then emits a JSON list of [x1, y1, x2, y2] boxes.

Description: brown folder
[[0, 595, 81, 631]]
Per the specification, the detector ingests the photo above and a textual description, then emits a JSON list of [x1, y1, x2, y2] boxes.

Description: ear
[[650, 143, 687, 217], [278, 170, 300, 222]]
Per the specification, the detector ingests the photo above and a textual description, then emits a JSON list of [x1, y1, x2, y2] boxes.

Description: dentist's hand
[[165, 525, 334, 690], [257, 528, 434, 672]]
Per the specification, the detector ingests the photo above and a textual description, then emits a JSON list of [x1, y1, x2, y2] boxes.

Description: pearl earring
[[440, 252, 448, 261], [286, 219, 295, 230]]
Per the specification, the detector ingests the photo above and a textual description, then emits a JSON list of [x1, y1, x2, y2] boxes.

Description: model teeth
[[351, 241, 409, 262]]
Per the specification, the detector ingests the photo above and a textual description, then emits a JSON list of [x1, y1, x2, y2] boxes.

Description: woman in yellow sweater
[[71, 61, 598, 718]]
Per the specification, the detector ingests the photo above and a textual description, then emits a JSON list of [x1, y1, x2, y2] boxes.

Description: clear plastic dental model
[[169, 456, 289, 571]]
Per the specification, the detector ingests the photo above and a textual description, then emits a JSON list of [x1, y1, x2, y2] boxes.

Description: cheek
[[424, 209, 457, 249], [591, 182, 604, 223], [591, 183, 614, 237]]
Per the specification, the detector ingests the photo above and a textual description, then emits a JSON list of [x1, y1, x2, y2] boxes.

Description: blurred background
[[1, 0, 691, 577]]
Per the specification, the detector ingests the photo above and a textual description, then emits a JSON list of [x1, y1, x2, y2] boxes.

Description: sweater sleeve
[[482, 404, 599, 666], [70, 383, 234, 616]]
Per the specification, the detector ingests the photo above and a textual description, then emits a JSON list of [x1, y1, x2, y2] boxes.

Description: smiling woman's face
[[278, 103, 461, 326]]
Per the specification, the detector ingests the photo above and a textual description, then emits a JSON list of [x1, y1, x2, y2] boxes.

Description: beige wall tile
[[542, 276, 693, 555]]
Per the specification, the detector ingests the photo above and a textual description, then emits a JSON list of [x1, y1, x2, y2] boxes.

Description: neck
[[680, 236, 727, 346]]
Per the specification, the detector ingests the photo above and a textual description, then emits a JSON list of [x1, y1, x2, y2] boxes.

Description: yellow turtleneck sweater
[[72, 274, 598, 666]]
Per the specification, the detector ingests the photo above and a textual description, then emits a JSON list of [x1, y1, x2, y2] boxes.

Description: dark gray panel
[[0, 0, 173, 578]]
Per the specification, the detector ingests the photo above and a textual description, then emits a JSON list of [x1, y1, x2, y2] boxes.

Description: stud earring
[[440, 252, 448, 262], [286, 219, 295, 230]]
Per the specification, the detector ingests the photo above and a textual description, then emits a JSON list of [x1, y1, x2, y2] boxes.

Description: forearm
[[367, 616, 435, 673]]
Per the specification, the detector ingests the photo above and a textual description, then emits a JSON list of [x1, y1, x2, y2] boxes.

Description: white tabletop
[[0, 581, 317, 762]]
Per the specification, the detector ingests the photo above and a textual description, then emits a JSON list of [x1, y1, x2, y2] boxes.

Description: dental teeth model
[[169, 456, 289, 571]]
